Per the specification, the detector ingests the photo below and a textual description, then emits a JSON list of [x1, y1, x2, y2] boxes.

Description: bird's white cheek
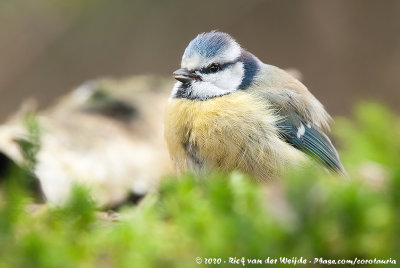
[[213, 62, 244, 91], [189, 82, 224, 99]]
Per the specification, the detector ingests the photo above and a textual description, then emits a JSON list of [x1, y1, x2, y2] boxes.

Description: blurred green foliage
[[0, 102, 399, 267], [15, 113, 42, 173]]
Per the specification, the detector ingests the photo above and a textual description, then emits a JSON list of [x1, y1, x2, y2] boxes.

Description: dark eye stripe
[[198, 59, 239, 74], [200, 64, 220, 74]]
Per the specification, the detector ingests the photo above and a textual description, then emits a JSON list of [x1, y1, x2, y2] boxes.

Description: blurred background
[[1, 0, 400, 122]]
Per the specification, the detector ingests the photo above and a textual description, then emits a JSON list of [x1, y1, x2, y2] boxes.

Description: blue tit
[[164, 31, 345, 179]]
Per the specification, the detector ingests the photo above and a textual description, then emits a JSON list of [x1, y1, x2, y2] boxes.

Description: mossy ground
[[0, 102, 399, 267]]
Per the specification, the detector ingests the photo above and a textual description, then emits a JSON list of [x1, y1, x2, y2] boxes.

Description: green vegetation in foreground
[[0, 102, 399, 267]]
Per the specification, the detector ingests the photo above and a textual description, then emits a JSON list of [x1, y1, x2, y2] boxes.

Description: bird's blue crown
[[183, 31, 236, 59]]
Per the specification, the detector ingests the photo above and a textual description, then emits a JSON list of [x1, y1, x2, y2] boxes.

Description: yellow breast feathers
[[164, 91, 303, 180]]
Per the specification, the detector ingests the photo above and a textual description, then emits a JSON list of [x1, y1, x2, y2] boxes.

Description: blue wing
[[277, 114, 345, 175]]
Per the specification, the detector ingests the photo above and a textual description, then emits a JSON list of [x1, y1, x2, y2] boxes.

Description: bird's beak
[[173, 68, 200, 83]]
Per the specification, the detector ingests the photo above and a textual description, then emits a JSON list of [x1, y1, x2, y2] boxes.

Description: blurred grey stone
[[0, 75, 173, 207]]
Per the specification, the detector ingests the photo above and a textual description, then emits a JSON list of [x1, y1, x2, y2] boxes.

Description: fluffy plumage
[[165, 31, 345, 179]]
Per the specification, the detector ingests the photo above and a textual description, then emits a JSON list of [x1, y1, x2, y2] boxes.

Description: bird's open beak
[[173, 68, 200, 83]]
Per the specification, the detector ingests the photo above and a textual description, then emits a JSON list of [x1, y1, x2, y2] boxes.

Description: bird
[[164, 31, 345, 180]]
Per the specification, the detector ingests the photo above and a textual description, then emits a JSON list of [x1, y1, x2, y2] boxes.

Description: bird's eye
[[201, 63, 221, 74], [209, 63, 220, 73]]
